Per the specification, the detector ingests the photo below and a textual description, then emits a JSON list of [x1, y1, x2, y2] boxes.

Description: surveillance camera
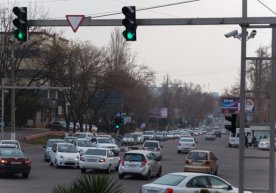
[[249, 30, 257, 39], [224, 30, 238, 38]]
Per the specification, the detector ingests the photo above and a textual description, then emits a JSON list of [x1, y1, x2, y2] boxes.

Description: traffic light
[[225, 114, 237, 134], [115, 117, 123, 129], [12, 7, 28, 41], [122, 6, 136, 41]]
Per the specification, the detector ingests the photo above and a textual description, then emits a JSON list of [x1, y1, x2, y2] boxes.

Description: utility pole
[[10, 46, 15, 140]]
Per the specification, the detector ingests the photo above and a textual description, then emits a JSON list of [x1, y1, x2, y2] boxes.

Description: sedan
[[177, 137, 196, 153], [141, 172, 252, 193], [184, 150, 218, 175], [205, 132, 216, 141], [0, 148, 31, 178], [79, 148, 120, 174]]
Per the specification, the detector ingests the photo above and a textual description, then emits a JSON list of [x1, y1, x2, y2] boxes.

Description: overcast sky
[[4, 0, 276, 94]]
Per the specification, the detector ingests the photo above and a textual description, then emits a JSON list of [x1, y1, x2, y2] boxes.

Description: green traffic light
[[17, 32, 24, 40], [115, 125, 120, 129], [123, 30, 135, 41], [126, 32, 134, 40]]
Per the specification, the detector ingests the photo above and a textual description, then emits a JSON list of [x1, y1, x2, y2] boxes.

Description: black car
[[50, 120, 66, 130], [0, 148, 31, 178]]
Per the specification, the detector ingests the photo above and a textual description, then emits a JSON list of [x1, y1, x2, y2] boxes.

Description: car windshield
[[180, 138, 194, 142], [85, 149, 107, 156], [47, 140, 64, 147], [64, 137, 76, 143], [58, 144, 77, 153], [124, 153, 145, 162], [152, 174, 187, 186], [144, 141, 158, 148], [98, 138, 111, 143], [78, 140, 93, 147], [74, 134, 87, 138], [188, 152, 208, 160], [144, 131, 154, 135], [0, 148, 24, 157]]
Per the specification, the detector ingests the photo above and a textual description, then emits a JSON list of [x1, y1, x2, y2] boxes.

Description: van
[[228, 128, 252, 147]]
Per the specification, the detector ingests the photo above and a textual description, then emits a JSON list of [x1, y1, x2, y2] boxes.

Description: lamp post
[[10, 46, 15, 140]]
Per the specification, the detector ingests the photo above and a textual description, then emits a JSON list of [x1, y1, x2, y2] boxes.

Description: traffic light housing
[[122, 6, 136, 41], [12, 7, 28, 41], [225, 114, 237, 134], [115, 117, 123, 129]]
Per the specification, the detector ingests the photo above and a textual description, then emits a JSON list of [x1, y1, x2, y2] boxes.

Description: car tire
[[156, 166, 162, 177], [118, 173, 124, 179], [81, 168, 86, 173], [214, 167, 218, 175], [22, 172, 29, 178], [177, 150, 180, 153], [106, 165, 111, 174], [49, 160, 53, 166], [144, 170, 151, 180]]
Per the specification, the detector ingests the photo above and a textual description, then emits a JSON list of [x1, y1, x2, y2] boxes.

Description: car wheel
[[106, 164, 111, 174], [22, 172, 29, 178], [177, 150, 180, 153], [118, 173, 124, 179], [214, 167, 218, 175], [54, 159, 59, 168], [156, 166, 162, 177], [144, 170, 151, 180], [49, 160, 53, 166], [81, 168, 86, 173]]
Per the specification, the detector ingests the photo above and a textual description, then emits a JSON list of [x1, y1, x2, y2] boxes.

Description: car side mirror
[[43, 145, 46, 148]]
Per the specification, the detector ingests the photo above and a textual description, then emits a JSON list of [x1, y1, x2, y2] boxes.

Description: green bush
[[27, 135, 64, 145], [51, 174, 124, 193]]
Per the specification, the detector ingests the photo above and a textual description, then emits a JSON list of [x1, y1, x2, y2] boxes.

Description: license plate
[[11, 161, 21, 164], [192, 161, 202, 165], [127, 163, 137, 167], [146, 190, 159, 193]]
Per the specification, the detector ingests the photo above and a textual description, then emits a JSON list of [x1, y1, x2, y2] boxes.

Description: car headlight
[[99, 158, 105, 162]]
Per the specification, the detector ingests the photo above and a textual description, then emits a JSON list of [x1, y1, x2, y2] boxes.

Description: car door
[[148, 153, 159, 174], [206, 176, 236, 193], [50, 144, 57, 163], [107, 150, 117, 169], [185, 176, 216, 193]]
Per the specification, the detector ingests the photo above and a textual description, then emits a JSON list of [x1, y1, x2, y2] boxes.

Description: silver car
[[79, 148, 120, 173], [142, 140, 162, 159], [118, 150, 162, 180]]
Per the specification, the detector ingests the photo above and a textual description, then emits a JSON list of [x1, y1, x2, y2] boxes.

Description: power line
[[256, 0, 276, 15]]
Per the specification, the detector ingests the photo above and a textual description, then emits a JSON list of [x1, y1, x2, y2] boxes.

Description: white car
[[177, 137, 196, 153], [141, 172, 252, 193], [118, 150, 162, 180], [91, 137, 120, 156], [79, 148, 120, 173], [49, 143, 80, 168], [0, 140, 21, 149], [72, 138, 94, 154]]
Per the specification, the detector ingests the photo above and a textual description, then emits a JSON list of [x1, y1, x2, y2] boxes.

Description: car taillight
[[142, 147, 145, 150], [185, 160, 190, 165], [0, 159, 7, 164], [120, 159, 125, 166], [141, 160, 147, 167], [165, 188, 173, 193], [80, 157, 85, 161], [23, 160, 31, 164], [204, 160, 210, 165]]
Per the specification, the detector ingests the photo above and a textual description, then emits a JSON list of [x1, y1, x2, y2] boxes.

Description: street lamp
[[224, 29, 257, 40]]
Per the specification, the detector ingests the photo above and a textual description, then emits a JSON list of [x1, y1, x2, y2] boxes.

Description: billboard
[[149, 107, 168, 118], [221, 97, 254, 114]]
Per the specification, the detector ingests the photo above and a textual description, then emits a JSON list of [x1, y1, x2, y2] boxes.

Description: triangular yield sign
[[66, 15, 85, 32]]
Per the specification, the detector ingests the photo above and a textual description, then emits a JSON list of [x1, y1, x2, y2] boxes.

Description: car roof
[[125, 150, 153, 154], [0, 139, 19, 142], [188, 150, 212, 153], [0, 144, 18, 148], [166, 172, 213, 177], [143, 140, 159, 143]]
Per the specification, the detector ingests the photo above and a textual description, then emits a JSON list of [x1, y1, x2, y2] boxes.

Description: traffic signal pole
[[12, 0, 276, 191]]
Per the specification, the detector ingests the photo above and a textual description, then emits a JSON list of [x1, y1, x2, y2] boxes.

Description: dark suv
[[49, 119, 66, 130]]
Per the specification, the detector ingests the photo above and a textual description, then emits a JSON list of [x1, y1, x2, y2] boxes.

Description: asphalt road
[[0, 130, 275, 193]]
